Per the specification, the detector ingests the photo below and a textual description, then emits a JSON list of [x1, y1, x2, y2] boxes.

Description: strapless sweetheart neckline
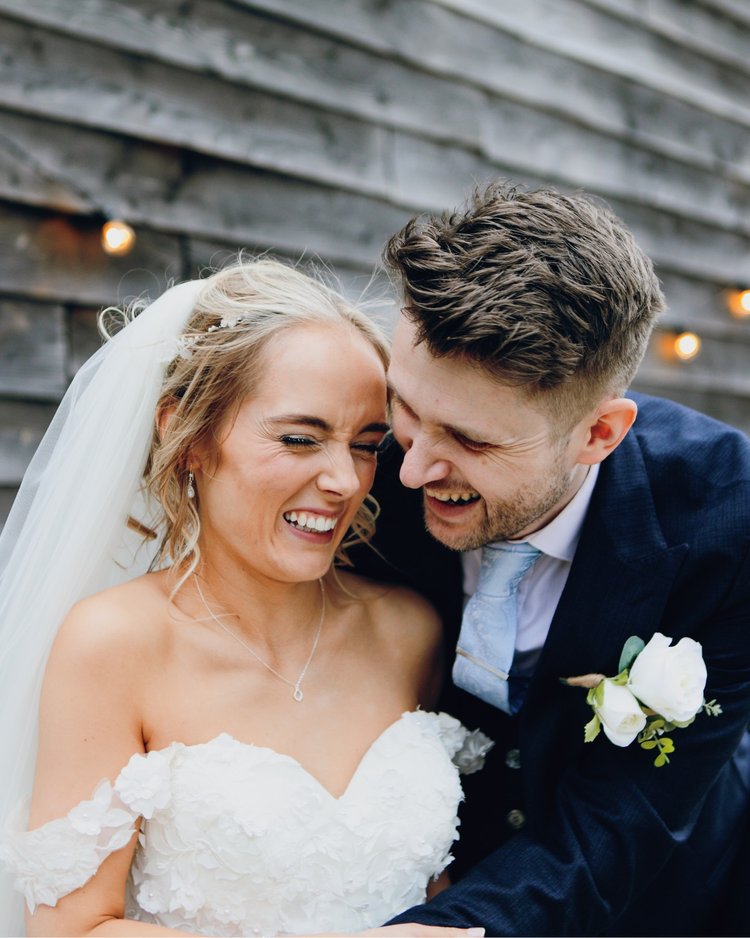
[[145, 709, 421, 801]]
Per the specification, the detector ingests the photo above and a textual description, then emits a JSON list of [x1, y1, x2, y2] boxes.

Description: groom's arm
[[387, 561, 750, 936]]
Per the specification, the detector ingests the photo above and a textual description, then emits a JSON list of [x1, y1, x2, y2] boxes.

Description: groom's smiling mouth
[[423, 487, 481, 518], [425, 488, 480, 504]]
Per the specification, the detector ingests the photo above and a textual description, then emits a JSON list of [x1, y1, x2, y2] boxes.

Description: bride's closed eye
[[351, 440, 383, 456], [279, 436, 384, 457], [279, 435, 319, 448]]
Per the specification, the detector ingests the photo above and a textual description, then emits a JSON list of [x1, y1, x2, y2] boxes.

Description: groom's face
[[388, 316, 586, 550]]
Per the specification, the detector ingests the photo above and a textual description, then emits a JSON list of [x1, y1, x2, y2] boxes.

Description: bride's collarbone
[[137, 578, 417, 781]]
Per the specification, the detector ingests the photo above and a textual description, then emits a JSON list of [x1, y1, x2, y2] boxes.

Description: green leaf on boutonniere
[[644, 734, 675, 766], [618, 635, 645, 673], [584, 713, 601, 742], [610, 669, 630, 686], [703, 699, 723, 717], [671, 714, 696, 729], [587, 682, 606, 708]]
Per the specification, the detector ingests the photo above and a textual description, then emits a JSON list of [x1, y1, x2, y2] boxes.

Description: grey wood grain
[[0, 203, 182, 305], [0, 0, 485, 147], [4, 96, 750, 287], [0, 17, 392, 197], [431, 0, 750, 125], [583, 0, 750, 72], [68, 307, 102, 377], [2, 1, 750, 190], [242, 0, 750, 127], [0, 299, 66, 397], [0, 398, 57, 484]]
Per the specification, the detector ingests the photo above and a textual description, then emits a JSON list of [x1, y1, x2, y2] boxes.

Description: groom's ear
[[574, 397, 637, 465]]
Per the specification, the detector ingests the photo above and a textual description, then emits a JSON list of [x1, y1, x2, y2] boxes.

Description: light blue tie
[[453, 542, 541, 714]]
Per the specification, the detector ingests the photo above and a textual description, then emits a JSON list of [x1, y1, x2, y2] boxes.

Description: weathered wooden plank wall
[[1, 0, 749, 519]]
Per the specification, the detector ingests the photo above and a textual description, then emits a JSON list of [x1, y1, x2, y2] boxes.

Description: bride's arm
[[24, 590, 189, 938], [426, 871, 451, 899]]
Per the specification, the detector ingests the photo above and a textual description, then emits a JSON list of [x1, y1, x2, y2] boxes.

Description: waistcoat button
[[505, 748, 521, 770], [506, 808, 526, 830]]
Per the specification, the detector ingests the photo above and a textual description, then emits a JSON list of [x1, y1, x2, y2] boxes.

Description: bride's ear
[[575, 397, 637, 466], [156, 399, 204, 473], [156, 399, 177, 440]]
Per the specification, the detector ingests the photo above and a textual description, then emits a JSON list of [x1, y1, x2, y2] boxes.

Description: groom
[[355, 182, 750, 935]]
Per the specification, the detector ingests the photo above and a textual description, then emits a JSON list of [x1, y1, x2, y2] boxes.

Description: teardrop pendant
[[293, 685, 304, 702]]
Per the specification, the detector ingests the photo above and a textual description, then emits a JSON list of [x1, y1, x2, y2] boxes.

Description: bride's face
[[195, 322, 388, 584]]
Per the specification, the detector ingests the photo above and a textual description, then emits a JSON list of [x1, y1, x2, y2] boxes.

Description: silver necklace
[[194, 575, 325, 703]]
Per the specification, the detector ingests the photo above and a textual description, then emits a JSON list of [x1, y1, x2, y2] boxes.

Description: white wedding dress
[[1, 711, 491, 937]]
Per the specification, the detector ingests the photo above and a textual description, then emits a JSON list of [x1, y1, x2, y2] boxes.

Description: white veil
[[0, 279, 205, 935]]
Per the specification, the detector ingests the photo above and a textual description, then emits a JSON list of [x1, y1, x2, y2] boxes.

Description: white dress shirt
[[462, 464, 600, 654]]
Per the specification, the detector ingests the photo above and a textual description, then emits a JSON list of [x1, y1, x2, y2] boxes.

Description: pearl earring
[[187, 470, 195, 499]]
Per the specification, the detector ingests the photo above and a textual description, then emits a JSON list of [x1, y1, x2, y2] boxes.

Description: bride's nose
[[316, 448, 360, 498]]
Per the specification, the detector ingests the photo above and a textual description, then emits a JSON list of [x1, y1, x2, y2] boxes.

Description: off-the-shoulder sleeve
[[433, 712, 494, 775], [0, 748, 173, 913]]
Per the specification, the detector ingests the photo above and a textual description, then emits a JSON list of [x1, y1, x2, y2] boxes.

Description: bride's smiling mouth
[[283, 510, 339, 538]]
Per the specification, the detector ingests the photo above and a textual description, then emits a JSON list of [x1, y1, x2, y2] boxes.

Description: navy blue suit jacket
[[352, 394, 750, 936]]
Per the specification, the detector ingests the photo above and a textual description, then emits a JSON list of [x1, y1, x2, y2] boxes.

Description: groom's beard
[[423, 452, 575, 552]]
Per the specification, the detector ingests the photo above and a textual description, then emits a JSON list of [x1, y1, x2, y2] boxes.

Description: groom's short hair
[[384, 181, 665, 424]]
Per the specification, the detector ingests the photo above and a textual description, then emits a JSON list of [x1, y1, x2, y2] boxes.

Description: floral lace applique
[[433, 711, 495, 774], [0, 748, 173, 913], [2, 713, 492, 935]]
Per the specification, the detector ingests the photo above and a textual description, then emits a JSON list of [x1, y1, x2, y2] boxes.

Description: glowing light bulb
[[674, 331, 701, 361], [101, 219, 136, 256], [726, 288, 750, 318]]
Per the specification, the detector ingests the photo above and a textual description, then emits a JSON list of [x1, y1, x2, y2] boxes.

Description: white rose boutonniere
[[564, 633, 722, 766], [591, 679, 647, 747], [628, 633, 707, 723]]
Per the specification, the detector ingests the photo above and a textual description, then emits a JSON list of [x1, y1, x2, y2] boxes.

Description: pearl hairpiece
[[206, 315, 254, 332], [167, 315, 254, 361]]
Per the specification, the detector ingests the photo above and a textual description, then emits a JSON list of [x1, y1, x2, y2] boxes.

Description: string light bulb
[[726, 289, 750, 319], [658, 330, 701, 363], [101, 218, 136, 256], [673, 331, 701, 361]]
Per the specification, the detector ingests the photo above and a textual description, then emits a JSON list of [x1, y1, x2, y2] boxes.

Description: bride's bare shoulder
[[52, 571, 172, 667], [331, 570, 442, 654]]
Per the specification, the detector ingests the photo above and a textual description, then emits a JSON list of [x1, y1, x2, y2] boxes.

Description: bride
[[0, 259, 488, 937]]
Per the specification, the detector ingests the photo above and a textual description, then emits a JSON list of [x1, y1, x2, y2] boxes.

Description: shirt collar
[[513, 463, 600, 563]]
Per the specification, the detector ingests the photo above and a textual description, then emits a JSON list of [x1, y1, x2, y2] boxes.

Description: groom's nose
[[399, 434, 451, 489]]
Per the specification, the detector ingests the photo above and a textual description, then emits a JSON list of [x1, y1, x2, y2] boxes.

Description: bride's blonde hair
[[104, 258, 390, 589]]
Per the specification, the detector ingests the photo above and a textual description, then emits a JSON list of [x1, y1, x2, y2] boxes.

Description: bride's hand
[[359, 926, 485, 936]]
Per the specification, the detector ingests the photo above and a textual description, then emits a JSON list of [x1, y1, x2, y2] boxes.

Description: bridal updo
[[105, 258, 390, 588]]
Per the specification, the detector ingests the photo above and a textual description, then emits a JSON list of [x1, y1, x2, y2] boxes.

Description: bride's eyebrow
[[268, 415, 331, 431], [268, 415, 389, 434]]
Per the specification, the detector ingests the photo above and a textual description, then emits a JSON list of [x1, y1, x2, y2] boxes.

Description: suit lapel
[[520, 431, 689, 808]]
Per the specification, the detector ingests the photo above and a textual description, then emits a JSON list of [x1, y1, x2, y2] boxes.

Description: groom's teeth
[[284, 512, 337, 533], [428, 490, 479, 503]]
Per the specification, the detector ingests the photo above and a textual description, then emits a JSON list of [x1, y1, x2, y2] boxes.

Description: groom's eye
[[453, 431, 491, 452]]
